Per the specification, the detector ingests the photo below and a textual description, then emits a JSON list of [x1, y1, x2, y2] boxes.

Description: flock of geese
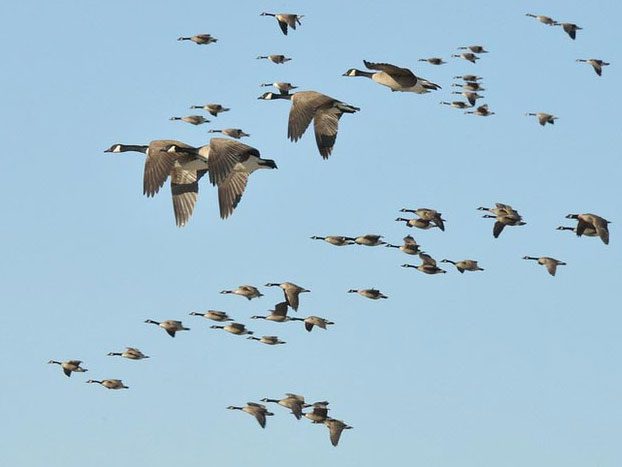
[[50, 9, 612, 450]]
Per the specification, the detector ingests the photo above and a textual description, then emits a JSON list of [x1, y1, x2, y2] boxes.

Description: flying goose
[[257, 54, 292, 64], [48, 360, 87, 377], [86, 379, 128, 390], [260, 12, 304, 35], [343, 60, 441, 93], [227, 402, 273, 428], [453, 74, 483, 82], [556, 22, 582, 39], [264, 282, 310, 311], [482, 214, 526, 238], [352, 234, 385, 246], [451, 91, 485, 107], [399, 208, 445, 231], [451, 52, 479, 63], [325, 418, 353, 447], [261, 82, 298, 94], [440, 259, 484, 273], [258, 90, 360, 159], [402, 252, 447, 274], [107, 347, 149, 360], [189, 104, 230, 117], [251, 301, 303, 323], [440, 101, 471, 109], [299, 316, 334, 332], [385, 235, 421, 255], [556, 225, 598, 237], [144, 319, 190, 338], [576, 59, 610, 76], [525, 112, 558, 126], [347, 289, 388, 300], [458, 45, 488, 54], [189, 310, 234, 322], [525, 14, 557, 25], [304, 402, 330, 423], [465, 104, 494, 116], [210, 322, 253, 335], [169, 115, 209, 125], [261, 394, 309, 419], [208, 128, 250, 139], [395, 217, 438, 229], [478, 203, 520, 217], [452, 82, 485, 92], [220, 285, 263, 300], [247, 335, 286, 345], [310, 235, 355, 246], [566, 213, 610, 244], [177, 34, 217, 45], [417, 57, 446, 65], [523, 256, 566, 276]]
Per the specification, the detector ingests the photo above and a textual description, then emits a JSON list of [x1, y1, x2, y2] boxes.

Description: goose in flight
[[189, 103, 230, 117], [177, 34, 217, 45], [343, 60, 441, 94], [227, 402, 273, 428], [525, 112, 558, 126], [523, 256, 567, 276], [566, 213, 610, 244], [260, 12, 304, 35], [576, 59, 610, 76]]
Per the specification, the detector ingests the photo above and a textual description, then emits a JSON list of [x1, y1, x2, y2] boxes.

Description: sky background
[[1, 0, 620, 466]]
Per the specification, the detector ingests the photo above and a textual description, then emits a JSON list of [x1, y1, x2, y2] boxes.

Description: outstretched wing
[[217, 171, 249, 219]]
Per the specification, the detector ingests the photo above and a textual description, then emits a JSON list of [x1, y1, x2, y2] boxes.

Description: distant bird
[[260, 12, 304, 35], [452, 52, 479, 63], [343, 60, 441, 93], [395, 217, 439, 230], [399, 208, 445, 231], [478, 203, 520, 217], [482, 213, 526, 238], [402, 252, 447, 274], [247, 335, 286, 345], [86, 379, 128, 390], [440, 259, 484, 273], [525, 112, 558, 126], [523, 256, 566, 276], [189, 310, 234, 322], [258, 90, 359, 159], [107, 347, 149, 360], [304, 402, 330, 423], [310, 235, 355, 246], [144, 319, 189, 338], [262, 394, 309, 419], [210, 322, 253, 335], [257, 54, 292, 64], [452, 82, 485, 92], [525, 13, 557, 25], [440, 101, 471, 109], [385, 235, 421, 255], [352, 234, 385, 246], [576, 59, 610, 76], [453, 74, 483, 82], [299, 316, 334, 332], [566, 213, 610, 244], [347, 288, 388, 300], [556, 225, 598, 237], [325, 418, 353, 447], [227, 402, 273, 428], [556, 22, 582, 40], [418, 57, 446, 65], [220, 285, 263, 300], [465, 104, 494, 116], [261, 82, 298, 94], [48, 360, 87, 377], [451, 91, 485, 106], [458, 45, 488, 54], [169, 115, 210, 125], [177, 34, 217, 45], [189, 104, 230, 117], [208, 128, 250, 139], [264, 282, 310, 311], [251, 301, 302, 323]]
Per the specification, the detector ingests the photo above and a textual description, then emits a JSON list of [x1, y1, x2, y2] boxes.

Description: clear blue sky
[[1, 1, 620, 466]]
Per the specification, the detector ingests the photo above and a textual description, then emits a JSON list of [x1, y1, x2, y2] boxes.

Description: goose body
[[325, 418, 353, 447], [189, 104, 230, 116], [86, 379, 128, 390], [481, 213, 526, 238], [107, 347, 149, 360], [452, 52, 479, 63], [261, 394, 308, 419], [451, 91, 484, 106], [400, 208, 445, 231], [264, 282, 310, 311], [208, 128, 250, 139], [440, 259, 484, 273], [418, 57, 446, 65], [526, 112, 558, 126], [576, 59, 610, 76], [310, 235, 355, 246], [247, 335, 286, 345], [454, 75, 483, 82], [452, 81, 485, 92], [402, 253, 447, 274], [523, 256, 567, 276], [440, 100, 472, 109], [343, 60, 441, 94], [304, 402, 330, 423], [465, 104, 494, 116], [257, 54, 292, 64], [556, 225, 598, 237], [386, 235, 420, 255], [396, 217, 438, 230], [458, 45, 488, 54], [227, 402, 274, 428], [261, 81, 298, 94], [189, 310, 233, 322], [169, 115, 209, 125], [347, 288, 388, 300], [301, 316, 334, 332], [210, 322, 253, 335], [260, 12, 304, 35], [178, 34, 217, 45], [251, 301, 302, 323], [557, 22, 582, 40], [220, 285, 263, 300], [352, 234, 385, 246], [48, 360, 87, 377], [525, 14, 557, 25], [144, 319, 190, 338], [566, 213, 610, 244]]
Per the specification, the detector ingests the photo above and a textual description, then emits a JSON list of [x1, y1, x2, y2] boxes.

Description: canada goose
[[210, 322, 253, 335], [164, 141, 277, 219], [440, 101, 472, 109], [189, 310, 233, 322], [177, 34, 217, 45], [452, 52, 479, 64], [478, 203, 520, 217], [465, 104, 494, 116], [556, 22, 582, 39], [144, 319, 189, 338], [107, 347, 149, 360], [247, 335, 286, 345], [451, 91, 484, 106], [566, 213, 610, 244], [440, 259, 484, 273], [453, 74, 483, 82], [208, 128, 250, 139], [261, 82, 298, 94], [258, 90, 359, 159], [299, 316, 334, 332], [482, 214, 526, 238], [310, 235, 355, 246], [261, 394, 309, 419], [257, 54, 292, 64], [525, 112, 558, 126], [227, 402, 273, 428], [264, 282, 310, 311], [220, 285, 263, 300], [385, 235, 420, 255], [400, 208, 445, 231], [525, 14, 557, 25], [48, 360, 87, 377], [523, 256, 566, 276], [576, 59, 610, 76], [418, 57, 446, 65], [556, 225, 598, 237], [458, 45, 488, 54], [189, 104, 230, 117], [325, 418, 353, 447], [260, 12, 304, 35], [351, 234, 385, 246], [343, 60, 441, 94], [251, 301, 303, 323], [304, 402, 330, 423], [451, 82, 485, 92], [402, 252, 447, 274], [347, 288, 388, 300], [395, 217, 438, 230], [86, 379, 128, 390], [169, 115, 210, 126]]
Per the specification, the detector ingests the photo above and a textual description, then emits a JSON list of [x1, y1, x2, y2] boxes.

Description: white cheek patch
[[113, 145, 122, 153]]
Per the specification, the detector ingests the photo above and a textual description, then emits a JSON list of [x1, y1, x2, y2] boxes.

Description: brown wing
[[493, 220, 506, 238], [328, 422, 345, 446], [170, 167, 204, 227], [288, 92, 334, 142], [143, 140, 189, 197], [217, 171, 249, 219], [363, 60, 418, 87], [277, 18, 288, 35], [273, 301, 289, 317], [313, 109, 341, 159], [592, 218, 610, 245], [207, 138, 258, 186], [285, 288, 300, 311], [544, 260, 557, 276], [254, 410, 267, 428], [304, 321, 314, 332]]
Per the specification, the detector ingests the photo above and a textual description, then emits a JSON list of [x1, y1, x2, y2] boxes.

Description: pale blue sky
[[1, 1, 620, 466]]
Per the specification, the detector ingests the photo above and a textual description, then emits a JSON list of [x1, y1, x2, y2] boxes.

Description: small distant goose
[[451, 91, 484, 106], [395, 217, 438, 230], [440, 101, 471, 109], [261, 394, 308, 419], [144, 319, 189, 338], [261, 82, 298, 94], [347, 288, 388, 300], [351, 234, 385, 246], [525, 14, 557, 25], [220, 285, 263, 300], [402, 252, 447, 274], [48, 360, 87, 377], [325, 418, 353, 447], [482, 214, 526, 238], [189, 310, 234, 322], [417, 57, 446, 65], [452, 52, 479, 63], [107, 347, 149, 360], [208, 128, 250, 139], [343, 60, 441, 94], [169, 115, 209, 125], [300, 316, 334, 332], [210, 322, 253, 335], [251, 301, 302, 323], [304, 402, 330, 423], [478, 203, 520, 217], [227, 402, 273, 428], [310, 235, 355, 246], [257, 54, 292, 64], [260, 12, 304, 35], [247, 335, 286, 345], [265, 282, 310, 311], [576, 59, 610, 76], [453, 74, 483, 82], [523, 256, 567, 276], [465, 104, 494, 116], [399, 208, 445, 231], [566, 213, 610, 244], [458, 45, 488, 54], [556, 225, 598, 237], [452, 82, 485, 92], [86, 379, 128, 390], [386, 235, 420, 255], [189, 104, 230, 117], [525, 112, 558, 126], [556, 22, 582, 39], [178, 34, 217, 45], [440, 259, 484, 273]]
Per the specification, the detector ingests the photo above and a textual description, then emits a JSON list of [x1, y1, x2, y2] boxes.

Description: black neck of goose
[[49, 360, 61, 365], [386, 244, 398, 248], [264, 398, 279, 403], [121, 144, 149, 153], [356, 70, 374, 78], [444, 259, 456, 265], [108, 352, 122, 356]]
